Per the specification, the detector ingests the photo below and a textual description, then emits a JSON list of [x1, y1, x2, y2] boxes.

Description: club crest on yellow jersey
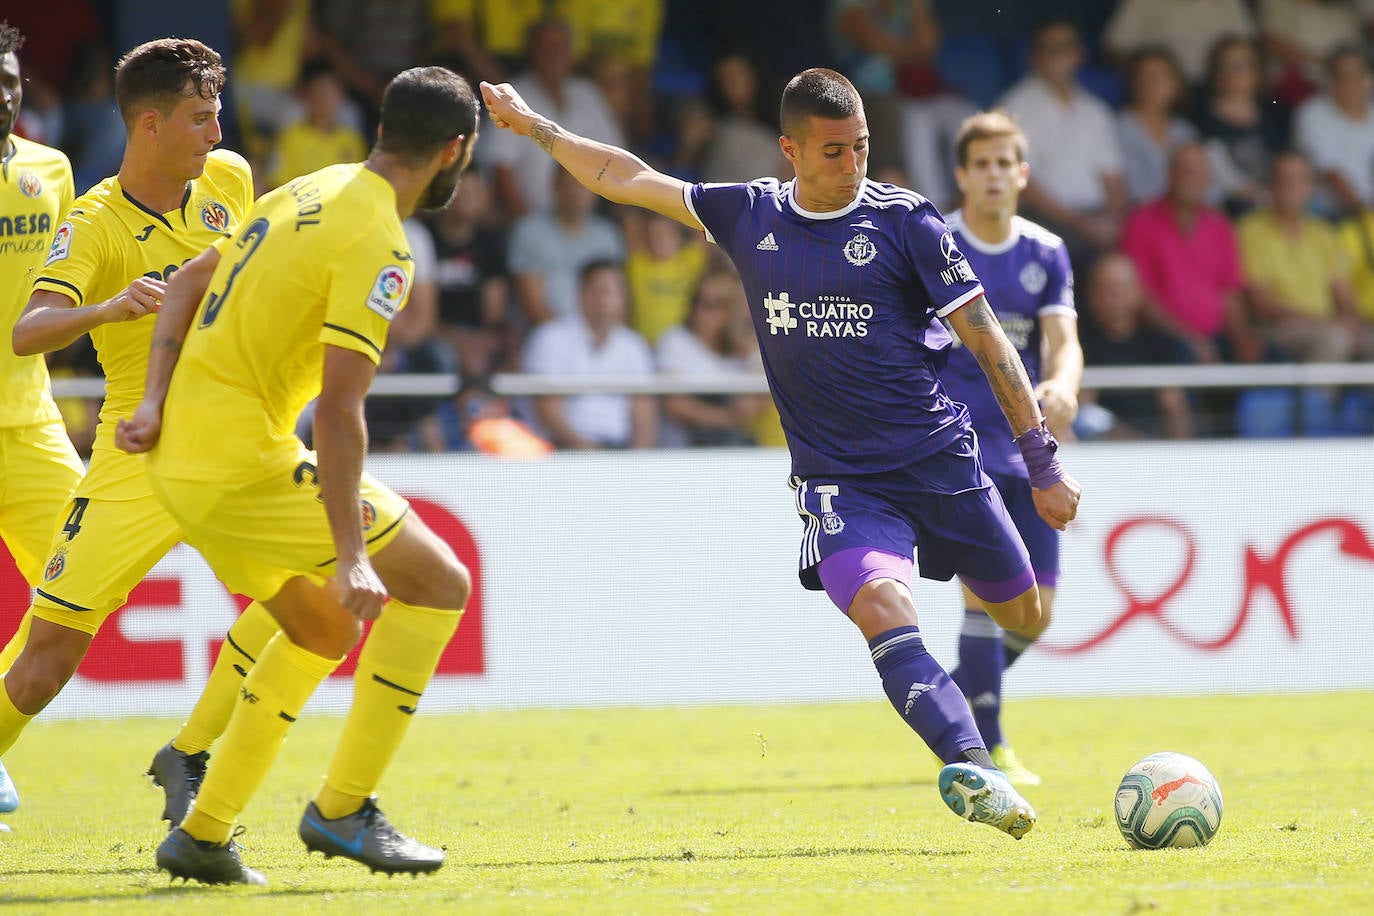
[[18, 171, 42, 198], [201, 200, 230, 232], [43, 547, 68, 582]]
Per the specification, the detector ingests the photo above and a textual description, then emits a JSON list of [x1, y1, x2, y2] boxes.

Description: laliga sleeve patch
[[365, 265, 408, 321], [46, 221, 74, 265]]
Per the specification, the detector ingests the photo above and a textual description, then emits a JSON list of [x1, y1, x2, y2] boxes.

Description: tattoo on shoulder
[[530, 118, 561, 153]]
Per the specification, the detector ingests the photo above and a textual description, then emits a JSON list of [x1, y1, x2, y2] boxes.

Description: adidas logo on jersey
[[756, 232, 779, 251]]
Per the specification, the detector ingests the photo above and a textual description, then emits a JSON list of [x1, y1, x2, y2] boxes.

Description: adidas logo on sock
[[756, 232, 779, 251], [970, 691, 998, 709], [904, 681, 935, 715]]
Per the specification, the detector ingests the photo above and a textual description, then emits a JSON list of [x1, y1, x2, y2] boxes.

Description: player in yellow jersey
[[0, 39, 286, 826], [118, 66, 479, 885], [0, 21, 86, 819]]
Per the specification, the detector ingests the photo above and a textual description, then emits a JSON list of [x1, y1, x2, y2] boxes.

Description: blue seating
[[937, 34, 1007, 109], [1236, 389, 1296, 438]]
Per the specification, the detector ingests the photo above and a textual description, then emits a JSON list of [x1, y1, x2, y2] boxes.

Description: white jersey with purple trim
[[940, 211, 1074, 478], [685, 177, 985, 478]]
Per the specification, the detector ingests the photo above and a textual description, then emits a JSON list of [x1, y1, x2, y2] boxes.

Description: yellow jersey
[[0, 136, 74, 427], [268, 121, 368, 189], [32, 149, 254, 450], [152, 163, 411, 483]]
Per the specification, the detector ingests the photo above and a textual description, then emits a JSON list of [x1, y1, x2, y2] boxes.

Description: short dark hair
[[578, 258, 622, 287], [779, 68, 863, 138], [1202, 34, 1260, 95], [1124, 44, 1186, 105], [114, 38, 225, 130], [0, 21, 24, 57], [1325, 42, 1369, 77], [376, 66, 479, 167]]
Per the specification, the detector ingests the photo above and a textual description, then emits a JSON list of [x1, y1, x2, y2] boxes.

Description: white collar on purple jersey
[[785, 177, 872, 221], [945, 209, 1025, 256]]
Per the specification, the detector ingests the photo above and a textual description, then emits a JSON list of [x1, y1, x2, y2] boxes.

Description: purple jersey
[[939, 211, 1075, 477], [685, 178, 985, 477]]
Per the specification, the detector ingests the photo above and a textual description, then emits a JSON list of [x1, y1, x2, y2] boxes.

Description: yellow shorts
[[33, 446, 185, 635], [0, 421, 84, 585], [148, 444, 409, 602]]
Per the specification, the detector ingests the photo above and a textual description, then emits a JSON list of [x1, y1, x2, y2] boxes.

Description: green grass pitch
[[1, 693, 1370, 914]]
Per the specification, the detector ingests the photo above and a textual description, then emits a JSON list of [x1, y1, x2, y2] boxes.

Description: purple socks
[[949, 609, 1006, 749], [868, 625, 985, 764]]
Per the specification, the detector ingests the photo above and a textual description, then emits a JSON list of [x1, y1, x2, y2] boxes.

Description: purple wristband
[[1015, 421, 1065, 490]]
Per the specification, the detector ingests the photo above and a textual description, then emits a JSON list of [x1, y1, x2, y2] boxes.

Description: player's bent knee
[[266, 578, 365, 659], [982, 590, 1042, 633], [847, 578, 919, 640], [373, 520, 470, 611]]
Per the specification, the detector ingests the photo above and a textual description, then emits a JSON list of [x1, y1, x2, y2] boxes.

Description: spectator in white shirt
[[521, 260, 658, 450], [999, 19, 1127, 265], [1294, 44, 1374, 216], [508, 167, 626, 326], [482, 17, 624, 219], [656, 267, 768, 447]]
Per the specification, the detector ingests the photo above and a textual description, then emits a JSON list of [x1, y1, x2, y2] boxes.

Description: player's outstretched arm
[[13, 278, 168, 357], [115, 246, 221, 454], [949, 295, 1081, 530], [480, 81, 701, 230]]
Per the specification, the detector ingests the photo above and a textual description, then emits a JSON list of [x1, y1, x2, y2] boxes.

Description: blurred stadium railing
[[46, 363, 1374, 400]]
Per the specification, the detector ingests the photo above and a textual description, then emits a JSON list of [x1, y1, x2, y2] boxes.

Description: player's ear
[[443, 133, 466, 168], [136, 107, 161, 139], [1016, 161, 1029, 190], [779, 135, 798, 164]]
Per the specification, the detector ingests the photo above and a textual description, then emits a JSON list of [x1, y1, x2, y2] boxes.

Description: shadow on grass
[[1, 882, 383, 906], [658, 778, 932, 797], [464, 845, 971, 870]]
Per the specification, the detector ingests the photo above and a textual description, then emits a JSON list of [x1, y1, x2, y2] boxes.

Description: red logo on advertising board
[[1039, 516, 1374, 654]]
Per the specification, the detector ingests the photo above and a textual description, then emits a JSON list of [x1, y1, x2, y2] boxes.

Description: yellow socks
[[0, 676, 35, 757], [313, 602, 462, 819], [0, 609, 34, 677], [173, 601, 279, 754], [181, 632, 341, 844]]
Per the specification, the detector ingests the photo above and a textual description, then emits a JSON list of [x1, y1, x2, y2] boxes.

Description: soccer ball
[[1114, 752, 1223, 849]]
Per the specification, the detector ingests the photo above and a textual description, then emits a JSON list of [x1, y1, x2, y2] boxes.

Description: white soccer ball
[[1114, 751, 1223, 849]]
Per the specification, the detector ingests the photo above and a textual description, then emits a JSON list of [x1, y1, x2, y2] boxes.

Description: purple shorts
[[988, 471, 1061, 589], [792, 433, 1033, 613]]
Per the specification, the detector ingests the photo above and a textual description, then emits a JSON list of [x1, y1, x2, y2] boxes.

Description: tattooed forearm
[[530, 117, 561, 153], [595, 158, 611, 182], [959, 297, 999, 332], [961, 301, 1041, 435], [153, 337, 181, 355]]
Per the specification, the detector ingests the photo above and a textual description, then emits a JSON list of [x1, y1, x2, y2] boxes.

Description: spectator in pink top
[[1120, 142, 1264, 364]]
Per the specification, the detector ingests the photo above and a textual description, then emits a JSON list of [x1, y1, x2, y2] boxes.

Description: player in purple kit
[[941, 111, 1083, 787], [482, 69, 1081, 839]]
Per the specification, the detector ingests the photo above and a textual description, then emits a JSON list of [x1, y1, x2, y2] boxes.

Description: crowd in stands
[[14, 0, 1374, 452]]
